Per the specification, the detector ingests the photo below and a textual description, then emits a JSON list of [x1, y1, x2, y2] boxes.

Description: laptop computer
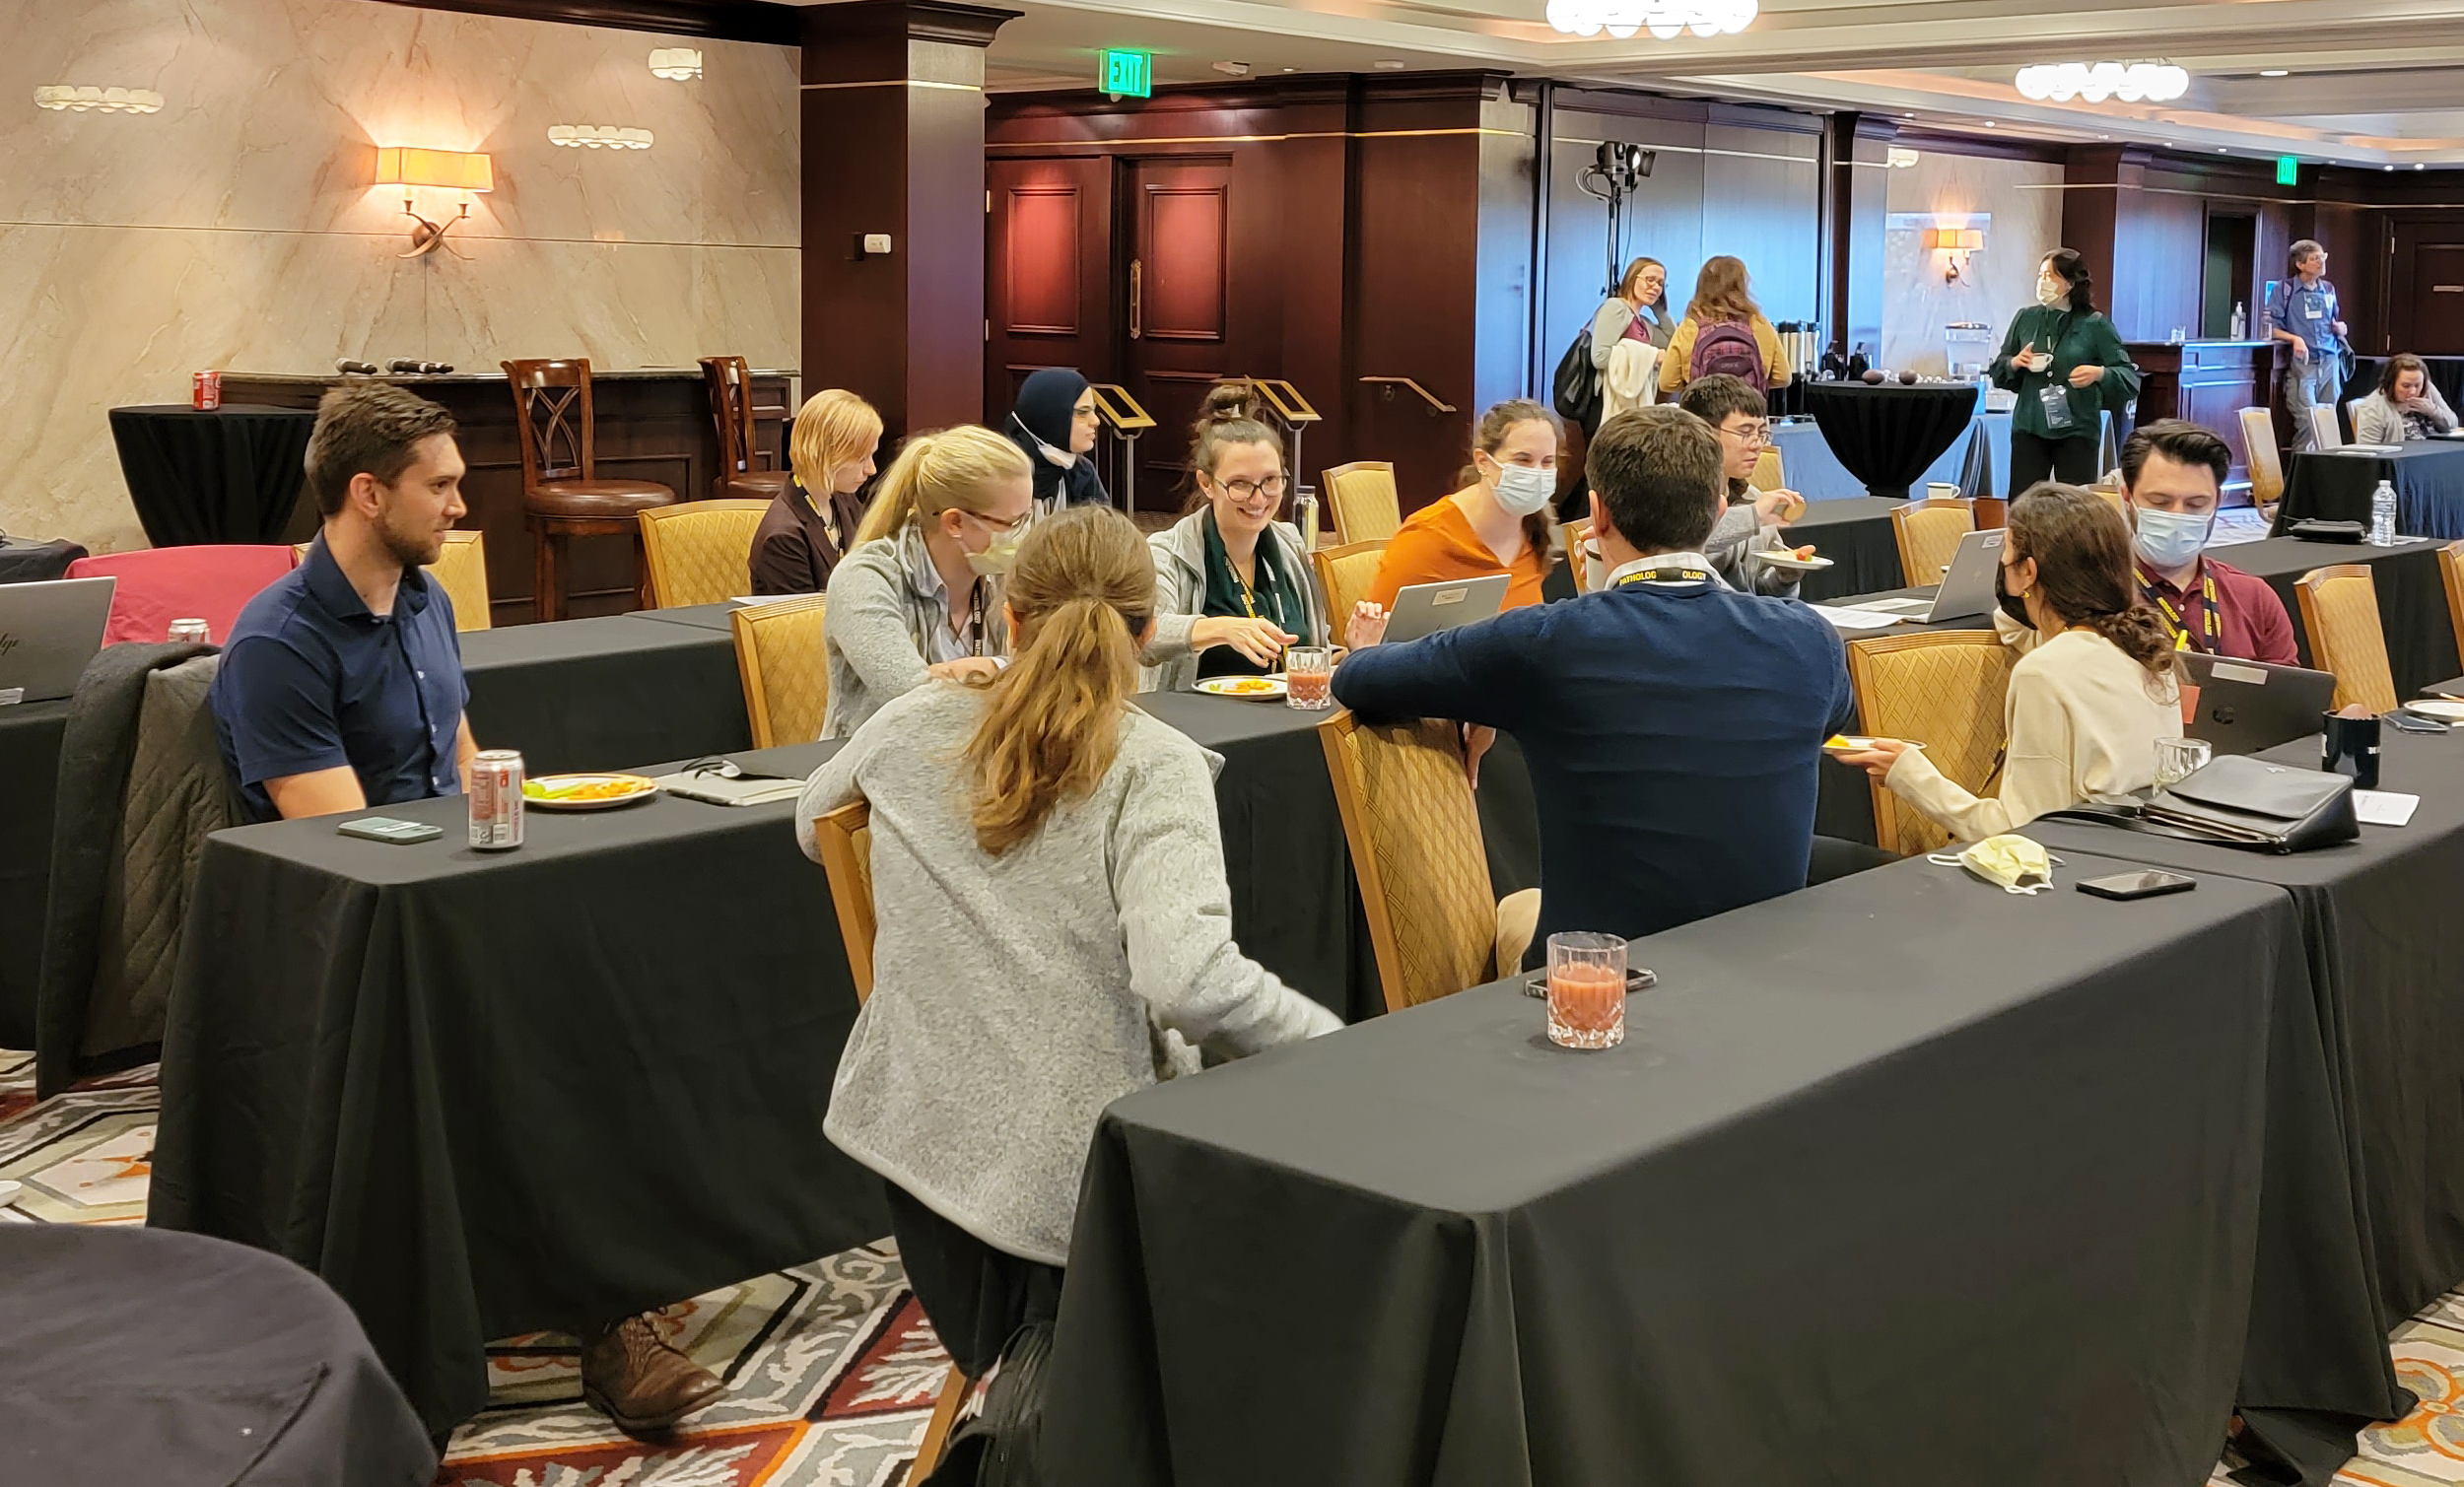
[[1839, 527, 2006, 624], [2180, 652, 2337, 757], [1383, 574, 1509, 644], [0, 575, 115, 705]]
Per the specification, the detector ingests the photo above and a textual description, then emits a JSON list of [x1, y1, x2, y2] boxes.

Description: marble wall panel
[[1882, 149, 2063, 377]]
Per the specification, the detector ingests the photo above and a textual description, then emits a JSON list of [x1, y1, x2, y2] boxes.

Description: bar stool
[[503, 359, 677, 621], [699, 356, 793, 502]]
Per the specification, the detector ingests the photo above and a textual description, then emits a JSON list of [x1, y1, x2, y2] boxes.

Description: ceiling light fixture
[[1374, 59, 1407, 69], [2259, 69, 2289, 78], [1545, 0, 1755, 39], [2014, 61, 2189, 103], [34, 85, 164, 113], [649, 48, 702, 81], [548, 125, 653, 150], [1212, 60, 1252, 76]]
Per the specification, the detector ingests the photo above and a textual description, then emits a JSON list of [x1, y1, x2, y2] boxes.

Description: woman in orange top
[[1369, 399, 1561, 612]]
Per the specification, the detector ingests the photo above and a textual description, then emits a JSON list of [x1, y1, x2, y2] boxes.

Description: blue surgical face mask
[[2133, 506, 2213, 570], [1489, 460, 1555, 517]]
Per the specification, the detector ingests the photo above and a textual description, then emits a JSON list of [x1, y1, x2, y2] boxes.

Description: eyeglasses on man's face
[[1719, 420, 1770, 448]]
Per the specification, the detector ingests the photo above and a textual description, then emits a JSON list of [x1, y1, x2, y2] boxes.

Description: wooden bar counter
[[2124, 340, 2272, 493], [222, 369, 797, 625]]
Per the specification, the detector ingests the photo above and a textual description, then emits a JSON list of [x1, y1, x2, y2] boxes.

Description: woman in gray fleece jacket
[[797, 505, 1340, 1382]]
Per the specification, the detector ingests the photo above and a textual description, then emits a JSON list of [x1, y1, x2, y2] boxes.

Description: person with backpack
[[1658, 256, 1794, 397], [1555, 257, 1675, 437]]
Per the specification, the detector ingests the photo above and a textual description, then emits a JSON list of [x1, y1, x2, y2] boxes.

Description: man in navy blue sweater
[[1333, 405, 1856, 965]]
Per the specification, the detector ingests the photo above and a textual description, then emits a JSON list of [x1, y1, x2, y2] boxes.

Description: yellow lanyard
[[2137, 566, 2222, 653]]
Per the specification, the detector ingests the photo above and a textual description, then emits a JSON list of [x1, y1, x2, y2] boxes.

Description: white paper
[[2353, 789, 2420, 827], [1810, 605, 1906, 631], [1846, 596, 1934, 614]]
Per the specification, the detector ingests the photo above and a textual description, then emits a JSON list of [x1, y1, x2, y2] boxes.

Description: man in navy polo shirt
[[208, 380, 728, 1437], [1334, 405, 1857, 965]]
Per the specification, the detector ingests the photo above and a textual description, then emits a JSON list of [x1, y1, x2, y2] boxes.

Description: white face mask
[[1011, 414, 1074, 470], [2132, 506, 2213, 570], [1487, 459, 1555, 517], [2035, 275, 2069, 308]]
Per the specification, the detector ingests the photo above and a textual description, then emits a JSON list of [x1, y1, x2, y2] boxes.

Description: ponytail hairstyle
[[2042, 248, 2097, 314], [964, 506, 1155, 855], [788, 389, 884, 497], [1181, 382, 1284, 513], [2006, 484, 2178, 687], [850, 424, 1033, 550], [1456, 398, 1565, 561]]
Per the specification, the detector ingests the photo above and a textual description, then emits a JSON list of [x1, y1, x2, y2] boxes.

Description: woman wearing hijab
[[1006, 369, 1111, 514]]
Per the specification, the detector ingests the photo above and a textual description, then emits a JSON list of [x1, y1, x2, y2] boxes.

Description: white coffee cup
[[1926, 482, 1959, 501]]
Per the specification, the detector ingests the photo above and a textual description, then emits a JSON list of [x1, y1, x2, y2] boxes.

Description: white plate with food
[[521, 773, 661, 810], [1196, 675, 1289, 701], [1754, 547, 1833, 572]]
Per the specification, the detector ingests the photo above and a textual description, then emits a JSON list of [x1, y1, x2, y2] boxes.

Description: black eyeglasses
[[1218, 474, 1288, 503]]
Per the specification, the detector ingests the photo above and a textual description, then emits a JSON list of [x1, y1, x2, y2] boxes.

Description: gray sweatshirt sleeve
[[824, 559, 932, 705], [1591, 300, 1636, 371], [1704, 503, 1802, 597], [1110, 737, 1344, 1055], [1142, 613, 1197, 662]]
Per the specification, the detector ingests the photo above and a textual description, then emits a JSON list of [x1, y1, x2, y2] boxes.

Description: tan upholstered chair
[[297, 530, 492, 632], [2441, 542, 2464, 682], [1324, 461, 1402, 544], [1320, 711, 1540, 1012], [731, 595, 830, 748], [2308, 404, 2345, 451], [2240, 407, 2286, 511], [2294, 565, 2399, 713], [1562, 521, 1594, 592], [1889, 497, 1975, 587], [2088, 482, 2128, 517], [699, 355, 792, 502], [1749, 444, 1785, 494], [638, 499, 769, 609], [1312, 540, 1388, 635], [808, 792, 964, 1469], [1844, 631, 2019, 857]]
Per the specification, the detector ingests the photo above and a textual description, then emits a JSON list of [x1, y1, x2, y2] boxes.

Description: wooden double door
[[987, 155, 1233, 509]]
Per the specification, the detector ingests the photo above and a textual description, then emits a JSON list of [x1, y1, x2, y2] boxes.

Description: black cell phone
[[1522, 967, 1658, 997], [336, 816, 444, 845], [2076, 869, 2196, 901]]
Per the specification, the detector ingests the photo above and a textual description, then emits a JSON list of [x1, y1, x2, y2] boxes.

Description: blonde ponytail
[[965, 507, 1154, 855], [850, 424, 1032, 550]]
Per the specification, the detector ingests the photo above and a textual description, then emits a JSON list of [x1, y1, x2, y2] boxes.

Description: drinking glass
[[1285, 646, 1333, 710], [2154, 735, 2213, 789], [1546, 932, 1626, 1050]]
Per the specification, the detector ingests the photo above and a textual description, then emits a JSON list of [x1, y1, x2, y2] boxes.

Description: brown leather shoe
[[579, 1313, 724, 1435]]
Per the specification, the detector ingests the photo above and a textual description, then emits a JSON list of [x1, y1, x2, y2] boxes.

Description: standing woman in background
[[1004, 368, 1111, 514], [1993, 248, 2140, 491], [749, 388, 882, 595], [1658, 255, 1793, 396]]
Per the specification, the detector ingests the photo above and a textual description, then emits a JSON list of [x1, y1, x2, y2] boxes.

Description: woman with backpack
[[1658, 255, 1794, 396]]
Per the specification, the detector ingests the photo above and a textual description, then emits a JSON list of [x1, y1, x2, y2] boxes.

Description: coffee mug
[[2321, 711, 2381, 790], [1926, 482, 1959, 501]]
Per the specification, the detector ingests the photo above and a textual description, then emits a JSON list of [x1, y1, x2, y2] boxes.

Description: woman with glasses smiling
[[1147, 385, 1385, 690]]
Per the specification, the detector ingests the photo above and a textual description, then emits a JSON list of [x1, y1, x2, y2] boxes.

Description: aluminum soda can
[[167, 618, 211, 643], [469, 750, 525, 850], [192, 371, 222, 410]]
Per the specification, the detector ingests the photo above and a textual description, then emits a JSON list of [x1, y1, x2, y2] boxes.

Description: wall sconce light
[[35, 86, 164, 113], [1886, 145, 1920, 169], [548, 125, 653, 150], [649, 48, 703, 81], [373, 146, 494, 259], [1925, 228, 1984, 283]]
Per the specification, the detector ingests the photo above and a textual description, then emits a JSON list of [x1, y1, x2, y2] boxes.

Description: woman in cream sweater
[[1838, 485, 2181, 842]]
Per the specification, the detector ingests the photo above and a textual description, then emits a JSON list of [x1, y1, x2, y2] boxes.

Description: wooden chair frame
[[2441, 542, 2464, 686], [2293, 564, 2399, 713], [2239, 407, 2286, 511], [1843, 630, 2015, 858], [638, 498, 770, 609], [1888, 497, 1975, 588], [730, 594, 829, 748]]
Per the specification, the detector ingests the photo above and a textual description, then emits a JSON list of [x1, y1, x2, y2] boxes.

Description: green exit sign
[[1101, 49, 1152, 99], [2277, 156, 2299, 186]]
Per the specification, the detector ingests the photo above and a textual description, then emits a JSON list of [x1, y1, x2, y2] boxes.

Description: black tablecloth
[[1805, 381, 1984, 500], [0, 536, 86, 583], [0, 1225, 435, 1485], [2219, 535, 2463, 699], [1779, 496, 1907, 600], [1040, 850, 2295, 1487], [2278, 441, 2464, 540], [0, 701, 71, 1048], [460, 614, 751, 774], [108, 404, 317, 547]]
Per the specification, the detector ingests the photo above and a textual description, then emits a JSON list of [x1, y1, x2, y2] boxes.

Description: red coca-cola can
[[192, 371, 222, 411], [469, 750, 525, 850]]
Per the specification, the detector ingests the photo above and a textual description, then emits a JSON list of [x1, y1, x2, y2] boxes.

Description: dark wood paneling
[[2127, 341, 2270, 492], [1003, 186, 1082, 335], [2391, 219, 2464, 354], [1127, 158, 1234, 497], [985, 156, 1111, 431]]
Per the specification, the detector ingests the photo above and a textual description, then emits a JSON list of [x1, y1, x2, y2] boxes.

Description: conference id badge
[[2038, 382, 2077, 432]]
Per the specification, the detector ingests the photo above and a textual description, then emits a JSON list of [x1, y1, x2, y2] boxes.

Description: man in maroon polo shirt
[[2116, 419, 2301, 665]]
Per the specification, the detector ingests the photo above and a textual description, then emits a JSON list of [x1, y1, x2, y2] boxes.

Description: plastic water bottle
[[2231, 301, 2248, 340], [2369, 479, 2398, 547]]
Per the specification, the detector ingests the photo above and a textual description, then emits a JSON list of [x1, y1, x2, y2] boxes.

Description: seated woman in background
[[1369, 399, 1560, 614], [749, 388, 881, 595], [1148, 385, 1383, 689], [1658, 255, 1795, 396], [797, 506, 1341, 1394], [2352, 353, 2459, 443], [1676, 373, 1810, 596], [1837, 485, 2181, 841], [1004, 368, 1110, 514]]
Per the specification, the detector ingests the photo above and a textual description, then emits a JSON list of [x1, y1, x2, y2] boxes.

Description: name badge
[[2038, 382, 2077, 432]]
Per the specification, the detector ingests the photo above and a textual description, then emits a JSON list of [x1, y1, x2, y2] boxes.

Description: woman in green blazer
[[1992, 248, 2141, 492]]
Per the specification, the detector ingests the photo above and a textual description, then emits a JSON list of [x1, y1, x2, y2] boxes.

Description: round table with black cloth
[[108, 404, 317, 546], [0, 1225, 436, 1485], [1805, 381, 1983, 500], [2277, 441, 2464, 540]]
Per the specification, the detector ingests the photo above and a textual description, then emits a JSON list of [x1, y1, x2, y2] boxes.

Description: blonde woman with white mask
[[1370, 399, 1563, 613]]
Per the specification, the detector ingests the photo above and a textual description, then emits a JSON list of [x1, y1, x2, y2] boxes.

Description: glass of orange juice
[[1285, 646, 1334, 710], [1546, 932, 1625, 1049]]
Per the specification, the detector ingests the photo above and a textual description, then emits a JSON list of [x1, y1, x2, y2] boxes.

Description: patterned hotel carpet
[[10, 1049, 2464, 1487]]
